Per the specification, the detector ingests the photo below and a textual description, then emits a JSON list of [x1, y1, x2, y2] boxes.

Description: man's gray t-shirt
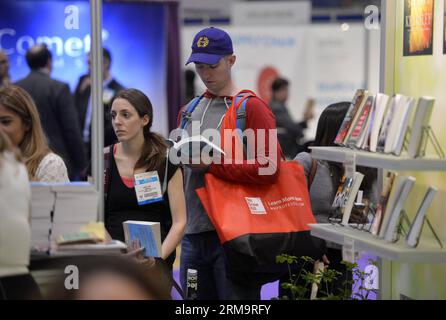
[[181, 95, 231, 234]]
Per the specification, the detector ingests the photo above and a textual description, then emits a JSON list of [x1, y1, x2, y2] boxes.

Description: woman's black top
[[105, 145, 179, 267]]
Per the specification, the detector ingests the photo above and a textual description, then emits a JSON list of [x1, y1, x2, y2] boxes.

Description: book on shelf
[[334, 89, 368, 145], [357, 98, 375, 150], [384, 97, 416, 156], [370, 171, 397, 236], [341, 91, 374, 146], [407, 97, 435, 158], [376, 95, 408, 153], [383, 176, 416, 242], [369, 93, 391, 152], [378, 174, 408, 239], [123, 220, 162, 258], [345, 95, 375, 149], [167, 135, 225, 157], [406, 186, 437, 248], [330, 172, 364, 226]]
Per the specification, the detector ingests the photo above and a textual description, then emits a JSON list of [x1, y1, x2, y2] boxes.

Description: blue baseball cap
[[186, 27, 233, 65]]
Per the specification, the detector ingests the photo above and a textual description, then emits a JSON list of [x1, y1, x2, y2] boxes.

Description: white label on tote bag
[[245, 197, 267, 215]]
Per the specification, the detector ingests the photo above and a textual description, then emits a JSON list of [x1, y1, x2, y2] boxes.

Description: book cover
[[377, 94, 408, 153], [342, 92, 373, 146], [371, 172, 397, 236], [334, 89, 367, 145], [330, 172, 364, 226], [357, 96, 376, 150], [407, 97, 435, 158], [346, 95, 374, 149], [330, 175, 352, 223], [384, 176, 416, 242], [369, 93, 391, 152], [123, 220, 162, 258], [403, 0, 434, 56], [388, 97, 417, 156], [341, 172, 364, 226], [405, 186, 437, 247], [378, 174, 408, 238]]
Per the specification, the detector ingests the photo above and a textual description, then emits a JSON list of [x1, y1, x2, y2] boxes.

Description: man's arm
[[208, 96, 283, 184]]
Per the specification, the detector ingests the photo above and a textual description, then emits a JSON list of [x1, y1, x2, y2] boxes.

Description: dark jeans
[[180, 231, 230, 300], [227, 279, 261, 300]]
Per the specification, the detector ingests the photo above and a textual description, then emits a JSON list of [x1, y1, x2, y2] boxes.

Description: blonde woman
[[0, 85, 68, 182]]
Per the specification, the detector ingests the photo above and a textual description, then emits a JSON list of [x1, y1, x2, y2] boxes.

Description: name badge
[[134, 171, 163, 205]]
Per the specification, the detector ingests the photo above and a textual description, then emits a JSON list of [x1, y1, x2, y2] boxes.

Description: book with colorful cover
[[342, 92, 373, 146], [334, 89, 368, 145], [371, 171, 397, 236], [330, 172, 364, 225], [346, 95, 375, 149], [123, 220, 162, 258]]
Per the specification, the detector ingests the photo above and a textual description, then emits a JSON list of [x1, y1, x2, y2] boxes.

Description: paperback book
[[406, 186, 437, 248], [123, 220, 162, 258]]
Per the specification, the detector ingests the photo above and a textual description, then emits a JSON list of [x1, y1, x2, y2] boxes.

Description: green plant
[[275, 254, 376, 300]]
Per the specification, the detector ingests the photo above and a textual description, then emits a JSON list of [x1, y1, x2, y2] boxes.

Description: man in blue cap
[[178, 27, 283, 300]]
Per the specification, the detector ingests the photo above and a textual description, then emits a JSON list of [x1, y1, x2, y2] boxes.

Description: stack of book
[[50, 183, 99, 245], [30, 183, 55, 250], [51, 240, 127, 256], [335, 89, 435, 157]]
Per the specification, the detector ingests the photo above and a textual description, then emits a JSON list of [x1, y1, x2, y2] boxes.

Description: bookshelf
[[307, 146, 446, 299], [310, 224, 446, 263], [309, 146, 446, 171]]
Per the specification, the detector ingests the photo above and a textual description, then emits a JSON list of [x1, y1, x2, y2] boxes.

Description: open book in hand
[[167, 136, 225, 158]]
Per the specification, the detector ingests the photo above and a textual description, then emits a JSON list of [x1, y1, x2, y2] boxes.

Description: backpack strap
[[308, 158, 318, 189], [180, 95, 203, 129], [235, 96, 250, 159], [104, 145, 114, 205], [235, 96, 248, 132]]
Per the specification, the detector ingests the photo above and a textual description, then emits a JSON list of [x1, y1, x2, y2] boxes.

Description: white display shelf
[[310, 223, 446, 263], [309, 146, 446, 171]]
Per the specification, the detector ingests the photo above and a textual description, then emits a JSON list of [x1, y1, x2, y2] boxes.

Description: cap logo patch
[[197, 36, 209, 48]]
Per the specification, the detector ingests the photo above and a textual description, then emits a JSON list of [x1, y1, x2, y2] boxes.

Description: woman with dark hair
[[104, 88, 186, 273], [278, 102, 377, 298]]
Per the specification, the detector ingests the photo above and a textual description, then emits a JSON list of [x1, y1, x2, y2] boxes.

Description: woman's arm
[[162, 168, 187, 260]]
